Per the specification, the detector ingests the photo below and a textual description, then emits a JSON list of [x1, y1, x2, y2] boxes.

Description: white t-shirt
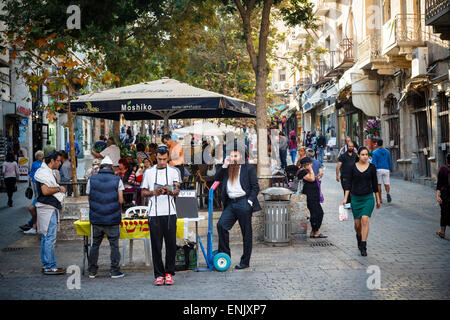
[[141, 165, 181, 217], [100, 145, 121, 166], [227, 167, 246, 199]]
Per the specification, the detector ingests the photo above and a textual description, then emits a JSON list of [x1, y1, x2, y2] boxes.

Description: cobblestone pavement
[[0, 162, 449, 300]]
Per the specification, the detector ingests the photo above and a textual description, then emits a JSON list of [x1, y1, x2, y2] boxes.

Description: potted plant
[[363, 118, 380, 152]]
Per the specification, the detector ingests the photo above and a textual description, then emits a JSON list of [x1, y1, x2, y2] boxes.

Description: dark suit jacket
[[214, 163, 262, 212]]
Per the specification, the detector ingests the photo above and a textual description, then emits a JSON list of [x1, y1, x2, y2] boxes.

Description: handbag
[[25, 181, 33, 199]]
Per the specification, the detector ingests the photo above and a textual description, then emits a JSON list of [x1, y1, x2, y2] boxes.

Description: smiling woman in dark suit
[[214, 144, 261, 270]]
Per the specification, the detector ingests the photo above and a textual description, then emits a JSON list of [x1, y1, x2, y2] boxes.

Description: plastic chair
[[122, 206, 151, 267]]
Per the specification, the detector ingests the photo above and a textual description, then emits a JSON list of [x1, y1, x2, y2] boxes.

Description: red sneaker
[[154, 276, 164, 286], [165, 273, 174, 285]]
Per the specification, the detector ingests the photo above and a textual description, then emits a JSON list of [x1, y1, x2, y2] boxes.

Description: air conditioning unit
[[274, 83, 278, 90], [411, 47, 428, 78], [284, 82, 290, 89]]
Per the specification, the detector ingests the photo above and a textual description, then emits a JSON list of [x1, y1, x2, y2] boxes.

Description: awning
[[320, 103, 336, 117], [337, 64, 360, 92], [302, 87, 322, 112], [351, 72, 380, 117]]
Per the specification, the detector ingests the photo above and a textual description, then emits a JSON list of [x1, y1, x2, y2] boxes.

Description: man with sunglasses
[[141, 145, 181, 286]]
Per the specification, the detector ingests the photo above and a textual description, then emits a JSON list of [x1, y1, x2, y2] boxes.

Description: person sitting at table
[[86, 156, 125, 279], [116, 158, 136, 206]]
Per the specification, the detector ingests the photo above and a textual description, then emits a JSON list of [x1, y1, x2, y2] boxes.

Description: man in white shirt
[[141, 145, 180, 286], [214, 145, 261, 270], [91, 137, 121, 167]]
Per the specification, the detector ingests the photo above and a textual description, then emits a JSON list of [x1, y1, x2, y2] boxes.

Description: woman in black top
[[298, 157, 327, 238], [342, 147, 380, 256], [436, 153, 450, 239]]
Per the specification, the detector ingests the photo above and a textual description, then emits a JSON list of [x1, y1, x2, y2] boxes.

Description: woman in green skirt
[[342, 147, 380, 256]]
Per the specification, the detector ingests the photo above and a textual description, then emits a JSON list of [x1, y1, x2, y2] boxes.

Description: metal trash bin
[[261, 187, 294, 246]]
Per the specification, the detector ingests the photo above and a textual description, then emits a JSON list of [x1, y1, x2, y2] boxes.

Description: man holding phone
[[141, 145, 180, 286], [214, 143, 261, 270]]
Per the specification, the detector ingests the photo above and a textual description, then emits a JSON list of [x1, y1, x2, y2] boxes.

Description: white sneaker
[[24, 228, 37, 234]]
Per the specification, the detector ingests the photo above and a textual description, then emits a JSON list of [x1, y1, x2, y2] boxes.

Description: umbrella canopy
[[173, 122, 225, 137], [70, 78, 256, 122]]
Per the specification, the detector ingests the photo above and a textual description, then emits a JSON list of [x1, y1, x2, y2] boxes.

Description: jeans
[[317, 147, 324, 164], [289, 149, 297, 164], [41, 210, 58, 270], [217, 198, 253, 266], [88, 224, 121, 274], [279, 149, 287, 169]]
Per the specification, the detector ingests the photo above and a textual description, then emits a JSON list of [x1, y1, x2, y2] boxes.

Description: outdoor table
[[74, 216, 205, 274]]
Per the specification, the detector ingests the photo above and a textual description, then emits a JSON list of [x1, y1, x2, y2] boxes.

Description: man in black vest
[[214, 144, 261, 270], [87, 156, 125, 279]]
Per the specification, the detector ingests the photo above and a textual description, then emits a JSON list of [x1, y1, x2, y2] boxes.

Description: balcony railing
[[358, 34, 381, 66], [425, 0, 450, 23], [382, 14, 446, 54], [317, 61, 329, 79]]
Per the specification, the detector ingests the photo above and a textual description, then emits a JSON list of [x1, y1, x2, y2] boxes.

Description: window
[[279, 69, 286, 82]]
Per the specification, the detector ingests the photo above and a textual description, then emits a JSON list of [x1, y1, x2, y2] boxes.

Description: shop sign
[[18, 156, 29, 182], [19, 118, 28, 143], [17, 105, 31, 117]]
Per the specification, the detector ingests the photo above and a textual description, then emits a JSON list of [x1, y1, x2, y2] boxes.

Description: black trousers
[[341, 177, 351, 204], [440, 199, 450, 227], [307, 199, 324, 232], [149, 215, 177, 278], [217, 198, 253, 266], [88, 224, 121, 274], [4, 177, 16, 204]]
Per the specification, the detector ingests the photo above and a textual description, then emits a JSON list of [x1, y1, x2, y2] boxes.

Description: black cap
[[300, 157, 312, 165]]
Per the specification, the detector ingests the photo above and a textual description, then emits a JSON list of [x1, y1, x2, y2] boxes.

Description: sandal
[[436, 231, 445, 239]]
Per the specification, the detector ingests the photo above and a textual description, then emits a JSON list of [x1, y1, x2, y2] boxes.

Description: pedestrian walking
[[65, 140, 80, 167], [34, 151, 67, 275], [279, 132, 288, 169], [342, 147, 380, 256], [336, 141, 358, 205], [141, 145, 181, 286], [338, 136, 351, 157], [436, 153, 450, 239], [316, 130, 326, 164], [86, 156, 125, 279], [371, 139, 392, 203], [214, 144, 261, 270], [297, 157, 327, 238], [3, 152, 19, 207], [288, 135, 298, 164]]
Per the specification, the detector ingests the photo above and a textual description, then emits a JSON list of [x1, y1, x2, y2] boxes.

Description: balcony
[[381, 14, 428, 68], [425, 0, 450, 40], [358, 34, 394, 76], [325, 38, 355, 77]]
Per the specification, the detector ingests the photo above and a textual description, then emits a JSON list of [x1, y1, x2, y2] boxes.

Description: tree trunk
[[67, 101, 79, 197], [113, 118, 121, 145], [255, 71, 271, 177]]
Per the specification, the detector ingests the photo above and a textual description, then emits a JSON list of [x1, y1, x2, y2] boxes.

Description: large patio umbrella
[[70, 78, 256, 130]]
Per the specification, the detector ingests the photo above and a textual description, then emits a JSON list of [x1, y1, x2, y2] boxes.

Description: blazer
[[214, 163, 262, 212]]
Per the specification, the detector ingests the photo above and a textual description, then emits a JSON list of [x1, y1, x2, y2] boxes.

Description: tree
[[219, 0, 317, 178], [0, 1, 120, 195]]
